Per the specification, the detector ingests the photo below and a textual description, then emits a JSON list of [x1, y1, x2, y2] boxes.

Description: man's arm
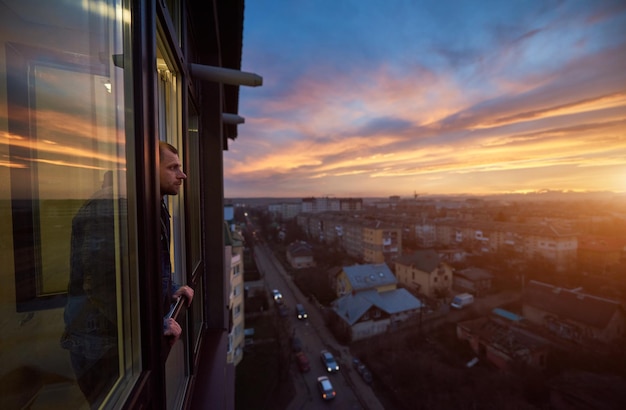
[[173, 285, 194, 306]]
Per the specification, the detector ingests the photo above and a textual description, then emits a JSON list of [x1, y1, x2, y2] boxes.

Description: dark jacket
[[61, 187, 125, 359]]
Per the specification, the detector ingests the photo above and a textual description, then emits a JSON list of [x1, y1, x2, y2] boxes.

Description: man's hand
[[163, 318, 182, 345], [173, 285, 194, 306]]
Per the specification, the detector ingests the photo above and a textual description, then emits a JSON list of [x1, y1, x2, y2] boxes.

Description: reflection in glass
[[1, 0, 133, 408], [60, 171, 126, 408]]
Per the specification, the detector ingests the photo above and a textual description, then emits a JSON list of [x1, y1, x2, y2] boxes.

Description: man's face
[[160, 148, 187, 197]]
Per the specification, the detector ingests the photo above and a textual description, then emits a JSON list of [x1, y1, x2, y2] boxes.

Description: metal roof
[[342, 263, 397, 291], [333, 289, 422, 325]]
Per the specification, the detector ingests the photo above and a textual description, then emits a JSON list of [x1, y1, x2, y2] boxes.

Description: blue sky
[[226, 0, 626, 198]]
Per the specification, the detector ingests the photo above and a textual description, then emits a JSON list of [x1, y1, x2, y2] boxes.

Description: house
[[332, 288, 422, 341], [286, 241, 315, 269], [522, 280, 626, 345], [395, 249, 453, 299], [454, 267, 494, 296], [457, 315, 550, 371], [335, 263, 397, 297]]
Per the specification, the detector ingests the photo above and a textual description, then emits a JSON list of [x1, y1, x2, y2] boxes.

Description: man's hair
[[159, 141, 178, 157]]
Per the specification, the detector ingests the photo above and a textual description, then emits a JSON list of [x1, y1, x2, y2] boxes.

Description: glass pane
[[187, 103, 201, 274], [157, 29, 190, 409], [0, 1, 135, 408], [187, 102, 203, 352]]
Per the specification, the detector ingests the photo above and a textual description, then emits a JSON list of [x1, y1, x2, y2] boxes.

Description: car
[[291, 336, 302, 353], [352, 358, 373, 384], [320, 350, 339, 373], [271, 289, 283, 304], [295, 303, 308, 320], [316, 376, 336, 401], [278, 304, 289, 317], [295, 351, 311, 373]]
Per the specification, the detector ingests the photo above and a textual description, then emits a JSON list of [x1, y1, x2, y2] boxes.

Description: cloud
[[230, 1, 626, 197]]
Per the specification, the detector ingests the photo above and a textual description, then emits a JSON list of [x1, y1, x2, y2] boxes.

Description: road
[[254, 243, 384, 410]]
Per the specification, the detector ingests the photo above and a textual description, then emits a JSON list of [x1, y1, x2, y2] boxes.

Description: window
[[186, 101, 204, 351], [2, 1, 138, 408], [157, 29, 193, 410], [187, 102, 201, 275]]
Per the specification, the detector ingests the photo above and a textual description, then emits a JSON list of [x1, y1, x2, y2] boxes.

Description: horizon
[[225, 189, 626, 201]]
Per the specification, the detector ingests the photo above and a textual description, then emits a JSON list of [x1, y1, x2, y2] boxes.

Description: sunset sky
[[227, 0, 626, 198]]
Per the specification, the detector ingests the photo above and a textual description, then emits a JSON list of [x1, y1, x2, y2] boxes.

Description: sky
[[227, 0, 626, 198]]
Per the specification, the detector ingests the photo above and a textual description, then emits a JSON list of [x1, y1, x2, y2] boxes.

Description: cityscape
[[1, 1, 624, 408], [230, 192, 626, 409]]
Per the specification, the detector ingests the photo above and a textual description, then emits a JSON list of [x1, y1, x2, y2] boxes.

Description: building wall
[[395, 263, 453, 298], [228, 243, 245, 366], [363, 226, 402, 264], [288, 254, 315, 269], [347, 318, 390, 341], [522, 303, 624, 344]]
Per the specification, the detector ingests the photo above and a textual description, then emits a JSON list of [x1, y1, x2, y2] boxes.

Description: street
[[253, 243, 385, 410]]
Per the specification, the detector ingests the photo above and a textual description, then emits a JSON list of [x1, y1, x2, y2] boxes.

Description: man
[[61, 171, 126, 408], [159, 141, 194, 343]]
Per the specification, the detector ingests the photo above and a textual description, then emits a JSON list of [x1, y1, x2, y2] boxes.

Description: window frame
[[6, 42, 110, 312]]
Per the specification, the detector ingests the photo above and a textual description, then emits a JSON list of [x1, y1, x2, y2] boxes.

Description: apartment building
[[419, 219, 578, 272], [226, 224, 245, 366], [297, 212, 402, 265], [362, 220, 402, 264], [302, 196, 363, 213], [268, 201, 302, 220]]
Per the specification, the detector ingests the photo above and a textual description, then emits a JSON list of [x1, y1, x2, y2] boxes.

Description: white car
[[271, 289, 283, 304]]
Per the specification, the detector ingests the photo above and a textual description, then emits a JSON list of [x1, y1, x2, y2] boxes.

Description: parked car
[[291, 337, 302, 353], [272, 289, 283, 304], [450, 292, 474, 309], [352, 358, 373, 384], [295, 351, 311, 373], [295, 303, 308, 320], [316, 376, 336, 401], [320, 350, 339, 373], [278, 304, 289, 317]]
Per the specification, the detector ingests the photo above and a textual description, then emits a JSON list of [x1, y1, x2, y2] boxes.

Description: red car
[[295, 351, 310, 373]]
